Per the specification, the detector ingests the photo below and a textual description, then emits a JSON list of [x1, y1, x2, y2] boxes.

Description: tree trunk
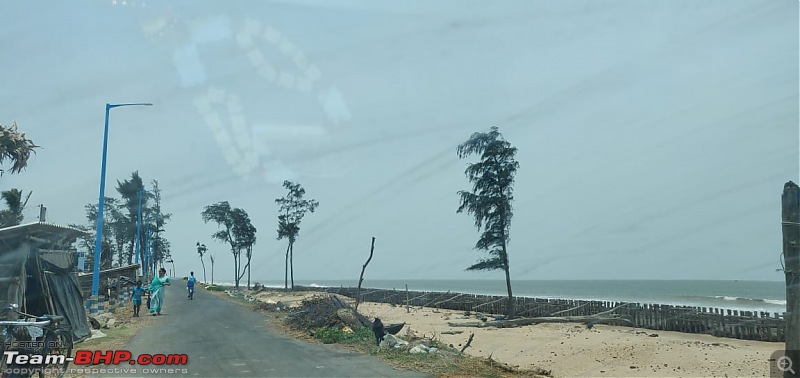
[[503, 266, 515, 319], [502, 242, 515, 319], [290, 241, 295, 291], [200, 258, 207, 284], [354, 237, 375, 312], [233, 248, 239, 289], [284, 243, 290, 290], [211, 260, 214, 285], [247, 246, 252, 289], [496, 189, 515, 320], [127, 234, 134, 265]]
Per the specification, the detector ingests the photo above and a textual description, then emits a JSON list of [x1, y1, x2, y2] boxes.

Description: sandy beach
[[246, 289, 782, 377], [358, 302, 780, 377]]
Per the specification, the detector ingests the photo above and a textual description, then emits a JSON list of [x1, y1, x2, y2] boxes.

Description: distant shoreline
[[203, 278, 787, 314]]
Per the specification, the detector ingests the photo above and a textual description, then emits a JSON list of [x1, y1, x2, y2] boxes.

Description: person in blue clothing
[[187, 271, 196, 300], [131, 281, 146, 317]]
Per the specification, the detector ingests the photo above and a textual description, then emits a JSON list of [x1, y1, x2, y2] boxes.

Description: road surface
[[85, 283, 428, 377]]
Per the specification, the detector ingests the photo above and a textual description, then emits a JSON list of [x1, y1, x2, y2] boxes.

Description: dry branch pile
[[287, 294, 371, 330]]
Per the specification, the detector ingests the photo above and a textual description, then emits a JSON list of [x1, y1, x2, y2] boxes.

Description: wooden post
[[406, 284, 410, 313], [783, 181, 800, 377]]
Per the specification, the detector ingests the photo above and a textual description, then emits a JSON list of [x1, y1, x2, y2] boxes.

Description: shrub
[[313, 326, 372, 344]]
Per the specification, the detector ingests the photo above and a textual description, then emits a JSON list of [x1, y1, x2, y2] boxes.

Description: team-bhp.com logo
[[3, 350, 188, 375]]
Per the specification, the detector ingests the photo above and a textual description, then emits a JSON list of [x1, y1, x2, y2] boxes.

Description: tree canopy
[[0, 122, 39, 176]]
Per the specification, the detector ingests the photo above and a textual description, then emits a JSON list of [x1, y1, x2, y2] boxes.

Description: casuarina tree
[[201, 201, 256, 289], [275, 180, 319, 291], [456, 126, 520, 319]]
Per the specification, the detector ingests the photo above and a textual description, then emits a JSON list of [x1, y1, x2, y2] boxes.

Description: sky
[[0, 0, 797, 282]]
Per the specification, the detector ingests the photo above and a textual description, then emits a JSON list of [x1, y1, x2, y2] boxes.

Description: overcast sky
[[1, 0, 797, 282]]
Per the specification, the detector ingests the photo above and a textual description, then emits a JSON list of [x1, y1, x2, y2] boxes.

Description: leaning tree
[[456, 126, 520, 319]]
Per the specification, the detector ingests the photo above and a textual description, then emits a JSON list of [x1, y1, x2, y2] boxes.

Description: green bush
[[313, 326, 372, 344], [205, 285, 225, 292]]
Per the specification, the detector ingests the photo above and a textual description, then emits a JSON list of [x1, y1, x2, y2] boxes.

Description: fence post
[[783, 181, 800, 377]]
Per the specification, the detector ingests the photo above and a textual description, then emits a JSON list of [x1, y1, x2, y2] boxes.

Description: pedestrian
[[131, 281, 145, 317], [149, 267, 171, 316], [187, 271, 196, 300]]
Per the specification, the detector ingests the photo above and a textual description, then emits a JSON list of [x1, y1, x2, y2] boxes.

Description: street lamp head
[[107, 102, 154, 109]]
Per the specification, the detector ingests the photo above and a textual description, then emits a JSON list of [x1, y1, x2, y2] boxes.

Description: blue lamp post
[[91, 102, 152, 298]]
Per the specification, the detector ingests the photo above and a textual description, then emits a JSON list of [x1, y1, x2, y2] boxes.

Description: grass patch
[[307, 326, 533, 377], [204, 285, 225, 292], [312, 326, 372, 344]]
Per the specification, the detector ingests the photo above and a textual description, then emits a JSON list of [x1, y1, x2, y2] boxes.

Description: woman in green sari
[[149, 268, 171, 315]]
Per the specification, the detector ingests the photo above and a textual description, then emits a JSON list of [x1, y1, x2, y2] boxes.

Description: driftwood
[[484, 354, 519, 373], [441, 330, 464, 335], [460, 333, 474, 353], [484, 354, 552, 376], [354, 237, 375, 312]]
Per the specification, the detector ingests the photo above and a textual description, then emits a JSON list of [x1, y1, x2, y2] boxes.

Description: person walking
[[187, 271, 196, 300], [149, 268, 171, 316], [131, 281, 145, 317]]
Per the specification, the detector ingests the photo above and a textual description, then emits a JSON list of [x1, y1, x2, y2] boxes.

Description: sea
[[218, 279, 787, 315]]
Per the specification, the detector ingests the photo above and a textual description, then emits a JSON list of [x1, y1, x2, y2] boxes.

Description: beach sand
[[243, 289, 781, 377], [357, 302, 781, 377]]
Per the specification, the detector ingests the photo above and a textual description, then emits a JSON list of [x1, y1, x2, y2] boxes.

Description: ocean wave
[[709, 295, 786, 306]]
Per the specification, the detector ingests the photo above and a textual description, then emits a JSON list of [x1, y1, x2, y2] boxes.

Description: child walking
[[187, 271, 196, 300], [131, 281, 145, 317]]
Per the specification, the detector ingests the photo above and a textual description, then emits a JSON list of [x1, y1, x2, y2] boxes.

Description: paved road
[[86, 284, 428, 378]]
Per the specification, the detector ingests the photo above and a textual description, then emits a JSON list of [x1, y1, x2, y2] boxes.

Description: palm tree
[[0, 189, 32, 227], [0, 123, 39, 176]]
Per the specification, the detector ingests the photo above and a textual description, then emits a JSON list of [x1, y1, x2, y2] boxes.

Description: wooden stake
[[783, 181, 800, 378], [406, 284, 409, 313]]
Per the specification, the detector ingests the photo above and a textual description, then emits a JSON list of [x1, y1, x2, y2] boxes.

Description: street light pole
[[91, 102, 152, 299]]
